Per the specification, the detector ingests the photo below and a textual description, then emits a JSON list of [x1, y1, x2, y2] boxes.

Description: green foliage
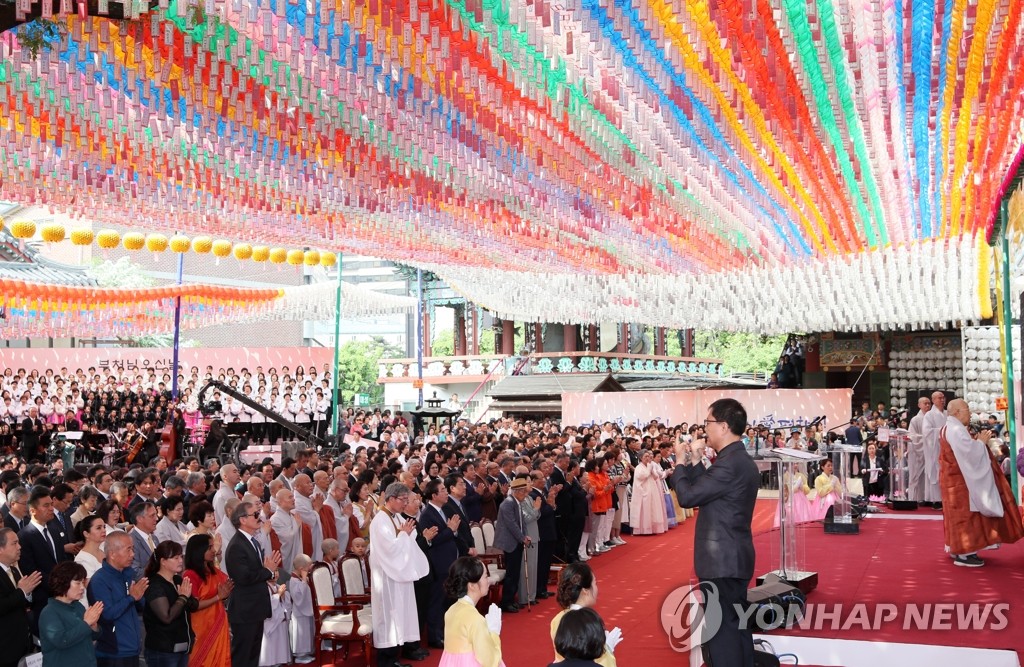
[[431, 327, 496, 355], [15, 17, 66, 59], [695, 331, 786, 374], [336, 336, 403, 404]]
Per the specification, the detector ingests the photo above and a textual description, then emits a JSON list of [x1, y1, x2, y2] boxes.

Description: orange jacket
[[588, 471, 614, 514]]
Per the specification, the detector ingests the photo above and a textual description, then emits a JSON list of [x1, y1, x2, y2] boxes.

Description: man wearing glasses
[[671, 398, 761, 667], [225, 501, 282, 667]]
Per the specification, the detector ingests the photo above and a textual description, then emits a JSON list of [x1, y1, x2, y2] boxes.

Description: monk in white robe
[[270, 488, 302, 581], [907, 397, 931, 501], [921, 391, 947, 504], [939, 400, 1023, 567], [370, 482, 431, 667], [292, 474, 324, 559]]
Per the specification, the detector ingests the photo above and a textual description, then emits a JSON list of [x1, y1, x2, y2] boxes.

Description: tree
[[432, 329, 455, 356], [695, 331, 786, 375], [335, 336, 403, 405]]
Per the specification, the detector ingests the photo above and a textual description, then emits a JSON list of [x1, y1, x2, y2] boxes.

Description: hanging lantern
[[233, 243, 253, 261], [145, 233, 169, 253], [252, 246, 270, 262], [122, 232, 145, 251], [70, 228, 94, 246], [170, 235, 191, 253], [212, 240, 232, 258], [192, 236, 213, 254], [10, 220, 36, 239], [303, 250, 320, 266], [40, 223, 66, 243], [286, 249, 305, 266], [320, 251, 338, 267], [269, 248, 288, 264], [96, 230, 120, 249]]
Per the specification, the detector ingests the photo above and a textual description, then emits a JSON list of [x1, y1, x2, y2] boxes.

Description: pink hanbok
[[629, 461, 669, 535]]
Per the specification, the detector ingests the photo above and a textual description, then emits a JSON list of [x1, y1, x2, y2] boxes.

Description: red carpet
[[315, 501, 1024, 666]]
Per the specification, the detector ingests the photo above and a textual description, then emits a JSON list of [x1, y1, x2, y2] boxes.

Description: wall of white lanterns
[[887, 339, 964, 414], [962, 326, 1018, 419]]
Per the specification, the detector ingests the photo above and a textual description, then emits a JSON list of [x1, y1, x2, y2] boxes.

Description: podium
[[885, 428, 918, 510], [824, 444, 863, 534], [757, 449, 824, 595]]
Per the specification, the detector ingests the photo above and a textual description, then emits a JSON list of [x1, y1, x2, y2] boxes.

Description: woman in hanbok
[[811, 459, 843, 518], [517, 477, 541, 607], [259, 582, 291, 667], [182, 534, 233, 667], [628, 450, 668, 535], [438, 556, 504, 667], [549, 563, 620, 667], [773, 470, 816, 527]]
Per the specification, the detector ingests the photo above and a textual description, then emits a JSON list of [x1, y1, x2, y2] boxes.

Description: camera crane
[[198, 379, 325, 450]]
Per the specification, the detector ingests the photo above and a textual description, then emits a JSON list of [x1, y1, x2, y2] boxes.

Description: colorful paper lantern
[[145, 233, 169, 253], [9, 220, 36, 239], [211, 240, 232, 258], [302, 250, 320, 266], [320, 251, 338, 268], [122, 232, 145, 251], [192, 236, 213, 254], [70, 228, 94, 246], [252, 246, 270, 262], [269, 248, 288, 264], [170, 235, 191, 253], [233, 243, 253, 260], [96, 230, 120, 249], [39, 223, 66, 243]]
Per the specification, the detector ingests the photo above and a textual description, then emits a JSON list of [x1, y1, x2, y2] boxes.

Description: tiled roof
[[0, 229, 95, 286]]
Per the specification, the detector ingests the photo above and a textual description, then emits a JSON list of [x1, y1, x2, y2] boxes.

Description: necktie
[[56, 512, 66, 532], [251, 536, 264, 561], [5, 566, 15, 587], [41, 526, 55, 560], [146, 534, 155, 551]]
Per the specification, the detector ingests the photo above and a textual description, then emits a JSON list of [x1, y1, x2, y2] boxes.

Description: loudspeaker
[[746, 575, 806, 631]]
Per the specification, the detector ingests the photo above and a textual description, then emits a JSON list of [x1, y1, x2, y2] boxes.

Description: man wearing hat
[[492, 476, 531, 613]]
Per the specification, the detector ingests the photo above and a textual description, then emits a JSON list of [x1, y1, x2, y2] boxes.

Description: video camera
[[201, 400, 223, 416]]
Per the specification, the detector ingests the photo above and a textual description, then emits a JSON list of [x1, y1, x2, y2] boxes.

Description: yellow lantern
[[192, 236, 213, 254], [252, 246, 270, 262], [320, 251, 337, 267], [286, 249, 304, 266], [40, 223, 66, 243], [70, 228, 94, 246], [122, 232, 145, 251], [96, 229, 121, 249], [303, 250, 320, 266], [269, 248, 288, 264], [212, 240, 232, 258], [170, 235, 191, 253], [145, 233, 169, 253], [233, 243, 253, 261], [10, 220, 36, 239]]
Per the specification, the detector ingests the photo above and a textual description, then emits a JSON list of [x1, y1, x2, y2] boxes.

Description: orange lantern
[[40, 223, 66, 243], [170, 235, 191, 253], [192, 236, 213, 254], [96, 229, 120, 249], [70, 228, 94, 246], [122, 232, 145, 251]]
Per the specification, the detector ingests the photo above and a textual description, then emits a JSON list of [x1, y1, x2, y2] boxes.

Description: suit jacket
[[531, 488, 558, 542], [443, 498, 474, 556], [2, 510, 27, 535], [461, 477, 483, 523], [129, 529, 159, 579], [492, 497, 526, 553], [19, 521, 67, 629], [0, 565, 31, 664], [418, 502, 459, 580], [670, 441, 760, 581], [20, 418, 41, 449], [225, 530, 274, 624]]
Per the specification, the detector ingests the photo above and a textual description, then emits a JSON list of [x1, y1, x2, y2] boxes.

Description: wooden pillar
[[470, 309, 479, 355], [534, 323, 544, 353], [683, 328, 695, 357], [502, 320, 515, 355], [655, 327, 667, 356], [563, 324, 577, 353], [588, 324, 598, 352], [455, 307, 467, 356], [616, 323, 628, 353], [423, 310, 432, 357]]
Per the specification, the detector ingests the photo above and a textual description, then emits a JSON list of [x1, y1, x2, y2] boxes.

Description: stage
[[320, 499, 1024, 667]]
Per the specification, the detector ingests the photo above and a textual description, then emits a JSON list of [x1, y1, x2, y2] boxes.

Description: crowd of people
[[1, 359, 1020, 667]]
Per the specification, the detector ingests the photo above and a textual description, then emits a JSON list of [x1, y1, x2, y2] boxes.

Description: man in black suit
[[0, 527, 41, 667], [418, 479, 462, 649], [20, 408, 43, 462], [442, 475, 475, 557], [225, 500, 281, 667], [2, 487, 30, 534], [671, 398, 761, 667], [19, 486, 69, 635], [529, 469, 559, 599], [49, 483, 80, 559]]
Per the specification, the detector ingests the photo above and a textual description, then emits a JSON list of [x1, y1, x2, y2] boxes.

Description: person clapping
[[438, 556, 504, 667], [39, 561, 103, 667]]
